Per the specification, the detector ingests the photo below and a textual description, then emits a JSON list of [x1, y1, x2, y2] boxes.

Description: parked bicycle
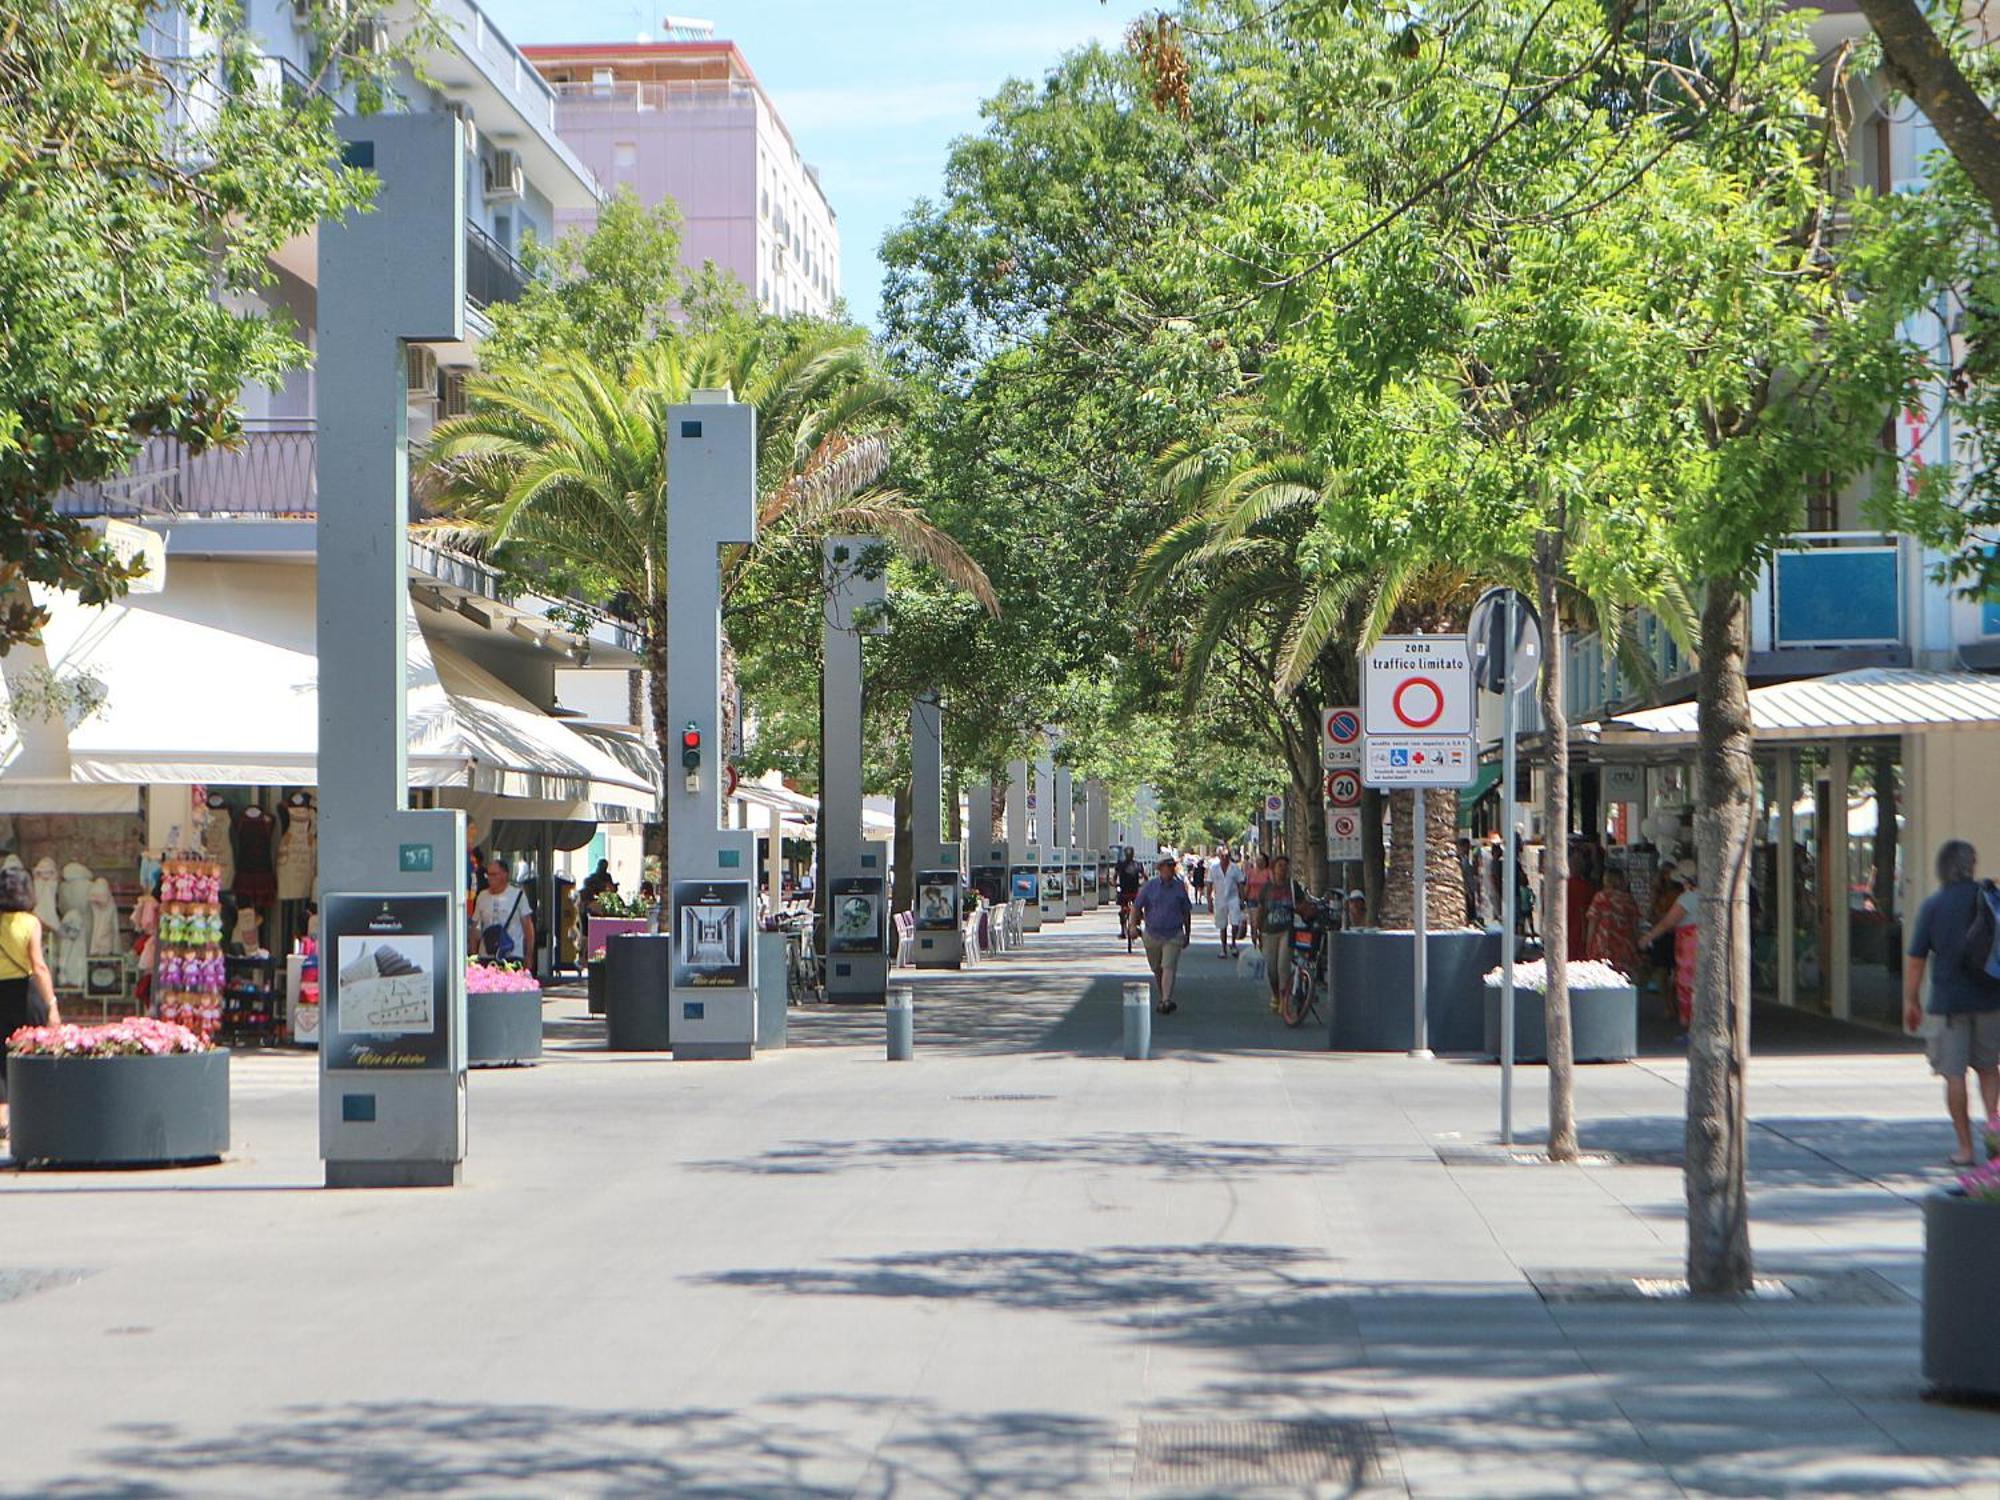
[[1279, 902, 1336, 1029]]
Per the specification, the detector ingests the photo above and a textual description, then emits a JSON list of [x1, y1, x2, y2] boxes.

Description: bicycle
[[1279, 905, 1334, 1029]]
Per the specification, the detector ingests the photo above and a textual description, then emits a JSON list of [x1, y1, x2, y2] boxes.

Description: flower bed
[[1481, 959, 1632, 992], [5, 1020, 227, 1168], [465, 962, 542, 994], [464, 962, 542, 1067]]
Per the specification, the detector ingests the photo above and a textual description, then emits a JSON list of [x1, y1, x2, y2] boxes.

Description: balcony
[[56, 422, 316, 519], [548, 79, 761, 114], [466, 222, 529, 310], [1750, 530, 1913, 671]]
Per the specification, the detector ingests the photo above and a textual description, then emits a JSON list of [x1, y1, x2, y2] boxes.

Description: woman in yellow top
[[0, 863, 61, 1139]]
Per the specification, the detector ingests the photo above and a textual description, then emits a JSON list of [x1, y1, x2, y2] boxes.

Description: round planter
[[1329, 928, 1501, 1053], [5, 1050, 229, 1168], [467, 989, 543, 1068], [1483, 983, 1637, 1063], [1924, 1189, 2000, 1399]]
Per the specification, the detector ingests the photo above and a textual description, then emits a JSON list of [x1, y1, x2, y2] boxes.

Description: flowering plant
[[1484, 960, 1633, 993], [1960, 1117, 2000, 1203], [6, 1017, 210, 1058], [465, 961, 541, 994]]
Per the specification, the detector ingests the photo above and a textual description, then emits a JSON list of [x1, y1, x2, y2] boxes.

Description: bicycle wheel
[[1281, 962, 1312, 1028]]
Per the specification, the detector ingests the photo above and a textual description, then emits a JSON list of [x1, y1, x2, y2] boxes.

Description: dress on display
[[233, 806, 278, 906], [31, 857, 59, 931], [277, 798, 316, 902], [57, 907, 88, 988], [88, 877, 120, 955], [204, 803, 237, 888]]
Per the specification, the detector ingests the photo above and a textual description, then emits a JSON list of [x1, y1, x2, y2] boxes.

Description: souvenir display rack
[[155, 857, 224, 1043]]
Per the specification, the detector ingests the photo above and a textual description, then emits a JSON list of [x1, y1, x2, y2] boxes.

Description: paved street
[[3, 909, 1995, 1498]]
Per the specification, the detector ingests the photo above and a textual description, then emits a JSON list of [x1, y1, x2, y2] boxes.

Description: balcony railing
[[548, 79, 761, 114], [466, 222, 529, 310], [55, 422, 317, 518]]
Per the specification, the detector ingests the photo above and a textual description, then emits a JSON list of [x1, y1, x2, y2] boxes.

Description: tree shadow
[[690, 1131, 1427, 1179]]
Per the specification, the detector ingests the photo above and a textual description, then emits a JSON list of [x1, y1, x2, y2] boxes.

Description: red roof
[[521, 39, 760, 86]]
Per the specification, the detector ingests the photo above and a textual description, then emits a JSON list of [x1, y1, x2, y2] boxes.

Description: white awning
[[1596, 668, 2000, 750], [0, 564, 655, 815]]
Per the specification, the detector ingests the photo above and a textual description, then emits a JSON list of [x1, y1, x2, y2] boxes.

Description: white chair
[[961, 907, 983, 966], [1004, 899, 1025, 950], [893, 910, 915, 968]]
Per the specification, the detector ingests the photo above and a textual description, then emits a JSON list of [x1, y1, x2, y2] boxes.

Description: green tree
[[0, 0, 432, 649]]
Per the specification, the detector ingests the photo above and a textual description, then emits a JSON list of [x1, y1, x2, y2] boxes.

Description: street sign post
[[1321, 707, 1362, 767], [1362, 635, 1476, 1060]]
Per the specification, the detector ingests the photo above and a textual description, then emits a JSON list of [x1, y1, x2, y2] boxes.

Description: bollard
[[1122, 982, 1151, 1060], [887, 987, 915, 1061]]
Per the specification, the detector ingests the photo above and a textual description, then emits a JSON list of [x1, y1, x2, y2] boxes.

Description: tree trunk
[[1377, 788, 1468, 929], [1852, 0, 2000, 224], [1536, 551, 1577, 1162], [1688, 578, 1755, 1296], [1361, 786, 1386, 921], [645, 596, 671, 869]]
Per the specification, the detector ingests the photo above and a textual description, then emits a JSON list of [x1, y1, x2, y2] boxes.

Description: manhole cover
[[0, 1268, 93, 1306], [950, 1094, 1056, 1103], [1528, 1268, 1909, 1305], [1132, 1419, 1383, 1489]]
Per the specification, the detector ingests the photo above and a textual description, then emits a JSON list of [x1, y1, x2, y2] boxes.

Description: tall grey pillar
[[910, 694, 963, 968], [666, 393, 759, 1058], [1034, 752, 1064, 923], [1054, 764, 1084, 916], [315, 115, 469, 1190], [821, 538, 890, 1001], [1006, 758, 1040, 931], [1085, 778, 1110, 906], [968, 772, 1009, 908]]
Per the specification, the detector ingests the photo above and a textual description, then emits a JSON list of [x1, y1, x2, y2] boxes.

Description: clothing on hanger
[[204, 801, 237, 888], [234, 805, 278, 906], [278, 795, 316, 903]]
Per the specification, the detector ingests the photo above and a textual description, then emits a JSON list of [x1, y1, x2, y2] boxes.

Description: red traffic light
[[682, 726, 701, 749]]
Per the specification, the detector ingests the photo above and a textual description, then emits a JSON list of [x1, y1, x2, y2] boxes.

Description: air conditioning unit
[[440, 369, 471, 418], [484, 149, 524, 202], [406, 345, 439, 402]]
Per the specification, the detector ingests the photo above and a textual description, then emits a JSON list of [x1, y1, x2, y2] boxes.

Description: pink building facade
[[524, 41, 840, 319]]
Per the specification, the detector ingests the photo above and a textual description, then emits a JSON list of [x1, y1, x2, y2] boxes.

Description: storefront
[[1, 561, 656, 1031]]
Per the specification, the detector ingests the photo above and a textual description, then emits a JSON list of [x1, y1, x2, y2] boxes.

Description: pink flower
[[6, 1017, 210, 1059]]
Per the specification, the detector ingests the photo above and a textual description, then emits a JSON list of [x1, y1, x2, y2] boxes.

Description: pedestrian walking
[[1255, 854, 1311, 1013], [0, 865, 60, 1140], [473, 859, 536, 974], [1583, 868, 1643, 977], [1642, 862, 1700, 1036], [1644, 860, 1683, 1011], [1133, 855, 1193, 1015], [1902, 839, 2000, 1166], [1210, 848, 1246, 958], [1188, 849, 1208, 910]]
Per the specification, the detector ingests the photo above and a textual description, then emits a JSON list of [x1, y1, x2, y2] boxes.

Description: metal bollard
[[1122, 982, 1151, 1060], [887, 987, 914, 1061]]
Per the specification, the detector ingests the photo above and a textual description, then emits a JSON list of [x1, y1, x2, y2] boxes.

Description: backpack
[[1961, 879, 2000, 982]]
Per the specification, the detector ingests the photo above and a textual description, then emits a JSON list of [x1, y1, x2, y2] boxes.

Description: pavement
[[1, 906, 1995, 1498]]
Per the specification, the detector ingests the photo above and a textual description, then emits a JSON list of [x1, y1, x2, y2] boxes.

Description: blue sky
[[479, 1, 1156, 328]]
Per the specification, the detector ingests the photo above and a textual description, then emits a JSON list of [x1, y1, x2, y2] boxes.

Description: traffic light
[[681, 722, 701, 790]]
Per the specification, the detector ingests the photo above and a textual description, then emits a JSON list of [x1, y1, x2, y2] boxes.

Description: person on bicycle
[[1115, 849, 1145, 951], [1254, 855, 1314, 1013]]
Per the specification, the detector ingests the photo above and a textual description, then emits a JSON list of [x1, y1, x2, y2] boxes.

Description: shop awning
[[1594, 668, 2000, 749], [0, 564, 655, 815], [1457, 762, 1504, 824]]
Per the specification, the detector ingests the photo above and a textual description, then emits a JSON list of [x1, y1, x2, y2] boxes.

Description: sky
[[478, 1, 1157, 329]]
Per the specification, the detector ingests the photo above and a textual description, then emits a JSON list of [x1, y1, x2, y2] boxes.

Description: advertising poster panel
[[323, 892, 453, 1072], [827, 876, 886, 954], [970, 865, 1008, 905], [1009, 867, 1040, 904], [671, 879, 752, 988], [916, 870, 962, 931]]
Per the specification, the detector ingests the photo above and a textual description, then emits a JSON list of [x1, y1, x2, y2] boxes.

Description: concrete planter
[[585, 916, 650, 962], [1924, 1190, 2000, 1399], [1329, 928, 1500, 1053], [605, 933, 673, 1052], [467, 989, 544, 1068], [6, 1050, 229, 1168], [586, 959, 608, 1016], [1483, 983, 1637, 1063]]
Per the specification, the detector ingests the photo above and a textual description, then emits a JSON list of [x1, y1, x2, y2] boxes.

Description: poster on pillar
[[827, 876, 885, 954], [970, 866, 1007, 905], [323, 893, 453, 1072], [670, 880, 751, 988], [916, 871, 962, 931], [1039, 869, 1064, 905], [1010, 868, 1039, 904]]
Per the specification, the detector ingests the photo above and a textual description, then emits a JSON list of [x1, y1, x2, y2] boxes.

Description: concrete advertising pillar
[[1007, 758, 1041, 932], [1034, 752, 1064, 924], [315, 115, 468, 1190], [1055, 764, 1084, 917], [968, 771, 1011, 911], [664, 393, 759, 1058], [910, 694, 963, 968], [821, 538, 890, 1001], [1085, 777, 1110, 906]]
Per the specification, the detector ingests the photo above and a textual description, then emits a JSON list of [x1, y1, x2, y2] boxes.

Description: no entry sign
[[1363, 637, 1473, 738]]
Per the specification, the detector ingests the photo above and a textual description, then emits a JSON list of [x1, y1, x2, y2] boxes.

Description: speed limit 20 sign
[[1324, 768, 1361, 808]]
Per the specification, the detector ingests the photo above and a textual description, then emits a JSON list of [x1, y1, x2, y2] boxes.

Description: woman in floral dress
[[1583, 868, 1643, 977]]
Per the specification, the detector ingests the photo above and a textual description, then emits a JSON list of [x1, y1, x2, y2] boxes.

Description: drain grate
[[1132, 1419, 1383, 1490], [1528, 1268, 1909, 1306], [950, 1093, 1056, 1103], [0, 1268, 93, 1307]]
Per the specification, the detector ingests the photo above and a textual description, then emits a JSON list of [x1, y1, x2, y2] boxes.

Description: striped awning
[[1595, 668, 2000, 748]]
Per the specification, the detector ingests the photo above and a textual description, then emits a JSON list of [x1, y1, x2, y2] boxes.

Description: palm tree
[[420, 324, 995, 837]]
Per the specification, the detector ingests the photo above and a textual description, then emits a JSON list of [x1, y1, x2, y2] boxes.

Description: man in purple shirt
[[1133, 855, 1193, 1015]]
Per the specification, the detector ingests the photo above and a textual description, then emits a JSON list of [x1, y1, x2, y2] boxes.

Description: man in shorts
[[1133, 854, 1193, 1015], [1904, 839, 2000, 1165], [1115, 849, 1145, 951]]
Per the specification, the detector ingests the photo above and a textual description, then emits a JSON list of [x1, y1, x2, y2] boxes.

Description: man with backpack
[[1903, 839, 2000, 1166]]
